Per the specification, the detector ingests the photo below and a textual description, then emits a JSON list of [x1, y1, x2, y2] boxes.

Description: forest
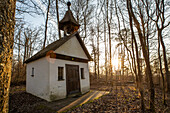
[[0, 0, 170, 112]]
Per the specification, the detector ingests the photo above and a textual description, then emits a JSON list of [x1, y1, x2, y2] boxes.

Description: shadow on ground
[[9, 90, 79, 113], [9, 86, 108, 113]]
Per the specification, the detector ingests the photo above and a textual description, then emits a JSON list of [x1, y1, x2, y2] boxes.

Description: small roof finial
[[67, 1, 71, 10]]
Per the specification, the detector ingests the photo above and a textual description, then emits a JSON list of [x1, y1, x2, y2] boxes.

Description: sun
[[112, 58, 120, 70]]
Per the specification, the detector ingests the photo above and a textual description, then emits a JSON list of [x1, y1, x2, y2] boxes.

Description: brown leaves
[[9, 84, 170, 112], [67, 85, 169, 113]]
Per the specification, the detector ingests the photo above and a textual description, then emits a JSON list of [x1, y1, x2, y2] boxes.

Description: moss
[[35, 104, 55, 112], [35, 104, 47, 109], [50, 95, 58, 101]]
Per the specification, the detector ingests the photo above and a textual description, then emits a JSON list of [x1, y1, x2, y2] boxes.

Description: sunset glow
[[112, 58, 120, 70]]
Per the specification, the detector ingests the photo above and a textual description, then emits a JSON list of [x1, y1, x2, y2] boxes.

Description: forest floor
[[69, 82, 170, 113], [9, 81, 170, 113]]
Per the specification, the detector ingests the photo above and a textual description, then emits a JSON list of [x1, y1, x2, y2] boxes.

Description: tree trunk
[[134, 34, 145, 112], [43, 0, 50, 49], [94, 53, 97, 79], [55, 0, 61, 39], [104, 19, 107, 82], [154, 0, 170, 92], [0, 0, 16, 112], [23, 34, 28, 63], [91, 33, 97, 79], [97, 22, 100, 79], [106, 0, 112, 79], [94, 49, 97, 79], [127, 0, 154, 111], [127, 4, 145, 111], [159, 31, 170, 92], [17, 29, 21, 81], [158, 35, 166, 105]]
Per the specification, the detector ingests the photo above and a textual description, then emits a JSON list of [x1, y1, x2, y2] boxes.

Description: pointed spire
[[59, 2, 80, 35]]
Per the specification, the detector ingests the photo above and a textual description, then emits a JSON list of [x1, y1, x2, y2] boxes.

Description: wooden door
[[66, 64, 80, 95]]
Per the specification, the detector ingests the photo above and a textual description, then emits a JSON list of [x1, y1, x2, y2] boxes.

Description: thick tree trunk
[[0, 0, 16, 112]]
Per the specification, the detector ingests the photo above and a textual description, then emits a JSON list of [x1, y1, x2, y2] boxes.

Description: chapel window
[[58, 67, 64, 81], [81, 68, 85, 79]]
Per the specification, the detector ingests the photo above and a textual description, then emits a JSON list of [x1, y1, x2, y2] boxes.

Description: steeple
[[59, 1, 80, 35]]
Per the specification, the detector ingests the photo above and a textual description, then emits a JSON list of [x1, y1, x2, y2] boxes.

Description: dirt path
[[58, 90, 109, 112]]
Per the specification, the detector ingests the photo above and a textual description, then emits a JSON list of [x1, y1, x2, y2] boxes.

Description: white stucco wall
[[49, 58, 90, 101], [26, 57, 50, 101], [26, 36, 91, 101], [55, 36, 88, 59]]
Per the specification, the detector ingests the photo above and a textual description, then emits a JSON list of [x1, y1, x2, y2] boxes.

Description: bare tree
[[97, 21, 100, 79], [90, 27, 97, 79], [115, 0, 145, 110], [71, 0, 94, 42], [23, 27, 42, 63], [105, 0, 113, 79], [103, 16, 108, 82], [127, 0, 155, 111], [158, 35, 166, 105], [154, 0, 170, 92]]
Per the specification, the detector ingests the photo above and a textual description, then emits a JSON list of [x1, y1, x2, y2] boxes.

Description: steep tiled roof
[[59, 9, 80, 30], [25, 32, 92, 63]]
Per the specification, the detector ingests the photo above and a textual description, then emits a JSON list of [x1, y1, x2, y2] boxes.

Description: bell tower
[[59, 2, 80, 36]]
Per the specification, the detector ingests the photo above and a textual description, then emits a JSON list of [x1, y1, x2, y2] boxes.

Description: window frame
[[80, 68, 85, 79], [58, 67, 64, 81], [31, 67, 34, 77]]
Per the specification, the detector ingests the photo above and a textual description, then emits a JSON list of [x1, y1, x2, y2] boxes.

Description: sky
[[16, 0, 170, 73], [23, 13, 120, 72], [24, 13, 44, 27], [21, 0, 119, 67]]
